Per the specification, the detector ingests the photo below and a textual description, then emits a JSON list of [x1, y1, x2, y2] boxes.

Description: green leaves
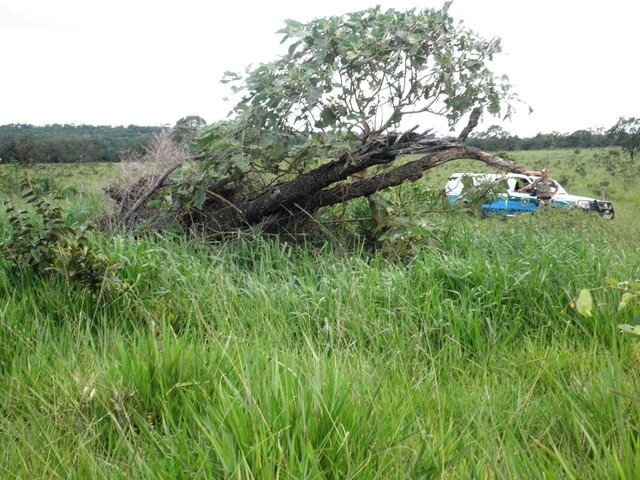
[[574, 282, 640, 341], [2, 176, 118, 291], [576, 289, 593, 317], [455, 176, 510, 217], [220, 71, 242, 84], [212, 5, 516, 177], [608, 116, 640, 161], [193, 187, 207, 211], [618, 324, 640, 336], [619, 292, 635, 311]]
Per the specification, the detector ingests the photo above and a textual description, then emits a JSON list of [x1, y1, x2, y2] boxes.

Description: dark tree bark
[[109, 131, 525, 236], [201, 135, 524, 234]]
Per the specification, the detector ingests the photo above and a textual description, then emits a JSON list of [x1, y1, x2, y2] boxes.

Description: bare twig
[[121, 162, 183, 224]]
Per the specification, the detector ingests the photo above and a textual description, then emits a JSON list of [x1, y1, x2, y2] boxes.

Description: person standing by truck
[[518, 169, 557, 206]]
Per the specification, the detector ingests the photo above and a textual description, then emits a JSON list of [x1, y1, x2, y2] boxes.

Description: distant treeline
[[466, 127, 618, 152], [0, 123, 626, 165], [0, 124, 163, 164]]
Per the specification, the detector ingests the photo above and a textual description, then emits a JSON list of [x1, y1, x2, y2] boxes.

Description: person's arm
[[518, 181, 533, 193], [519, 177, 543, 193], [523, 170, 543, 177]]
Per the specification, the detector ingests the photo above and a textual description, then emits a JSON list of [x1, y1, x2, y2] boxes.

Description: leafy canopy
[[608, 116, 640, 160], [198, 4, 516, 177]]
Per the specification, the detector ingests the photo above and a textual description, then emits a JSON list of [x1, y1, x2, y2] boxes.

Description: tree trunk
[[110, 132, 525, 236], [204, 139, 524, 234]]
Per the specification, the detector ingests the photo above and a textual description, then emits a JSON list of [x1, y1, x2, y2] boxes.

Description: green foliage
[[1, 147, 640, 476], [194, 120, 253, 180], [0, 123, 162, 164], [203, 5, 516, 178], [165, 162, 215, 213], [468, 127, 620, 151], [171, 115, 207, 144], [608, 117, 640, 161], [574, 281, 640, 357], [574, 280, 640, 317], [361, 185, 448, 254], [576, 288, 594, 317], [454, 176, 510, 217], [1, 176, 118, 291], [2, 214, 640, 477]]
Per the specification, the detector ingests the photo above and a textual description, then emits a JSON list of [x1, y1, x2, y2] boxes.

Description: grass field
[[1, 150, 639, 478]]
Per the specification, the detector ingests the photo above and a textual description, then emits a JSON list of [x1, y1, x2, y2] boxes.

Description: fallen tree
[[109, 5, 526, 236]]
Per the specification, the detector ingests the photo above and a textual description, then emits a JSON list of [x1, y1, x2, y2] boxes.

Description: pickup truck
[[444, 172, 614, 218]]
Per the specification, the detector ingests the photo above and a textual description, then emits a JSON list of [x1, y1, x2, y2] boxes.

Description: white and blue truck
[[444, 172, 614, 218]]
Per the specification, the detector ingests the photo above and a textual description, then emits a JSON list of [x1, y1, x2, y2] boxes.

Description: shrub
[[1, 176, 118, 292]]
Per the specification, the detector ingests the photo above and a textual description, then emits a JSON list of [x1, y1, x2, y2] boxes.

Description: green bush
[[1, 176, 118, 292]]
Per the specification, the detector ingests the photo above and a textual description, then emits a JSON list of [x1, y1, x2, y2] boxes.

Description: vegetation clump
[[0, 123, 161, 164], [2, 5, 640, 479], [108, 5, 525, 238], [1, 176, 118, 292]]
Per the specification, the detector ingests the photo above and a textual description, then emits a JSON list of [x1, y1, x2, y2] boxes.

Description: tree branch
[[457, 107, 482, 143], [305, 146, 523, 211], [121, 162, 183, 224]]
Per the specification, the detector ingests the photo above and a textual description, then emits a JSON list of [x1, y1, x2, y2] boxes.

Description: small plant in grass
[[455, 176, 511, 217], [1, 176, 119, 292], [347, 184, 449, 254], [573, 280, 640, 318], [363, 175, 511, 255], [574, 280, 640, 359]]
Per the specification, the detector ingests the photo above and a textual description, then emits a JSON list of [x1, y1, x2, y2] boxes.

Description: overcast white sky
[[1, 0, 638, 136]]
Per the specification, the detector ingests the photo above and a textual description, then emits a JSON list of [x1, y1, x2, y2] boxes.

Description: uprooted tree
[[109, 5, 527, 236]]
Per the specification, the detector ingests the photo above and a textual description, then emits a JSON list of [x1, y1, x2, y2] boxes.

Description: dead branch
[[121, 161, 183, 224]]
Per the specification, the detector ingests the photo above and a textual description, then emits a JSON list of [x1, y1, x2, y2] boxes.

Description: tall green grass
[[1, 205, 639, 478]]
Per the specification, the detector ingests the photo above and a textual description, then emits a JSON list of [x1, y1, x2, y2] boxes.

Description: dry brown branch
[[121, 161, 183, 224]]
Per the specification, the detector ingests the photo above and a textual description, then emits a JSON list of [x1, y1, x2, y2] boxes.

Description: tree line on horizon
[[0, 116, 638, 165], [466, 118, 639, 158], [0, 123, 163, 164]]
